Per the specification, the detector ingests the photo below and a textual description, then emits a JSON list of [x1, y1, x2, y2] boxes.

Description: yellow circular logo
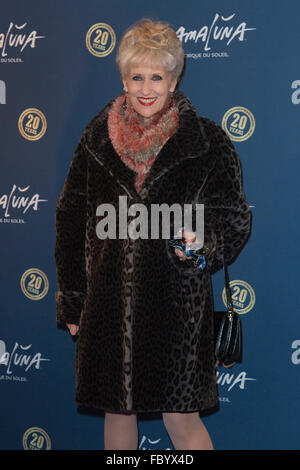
[[222, 279, 255, 314], [20, 268, 49, 300], [86, 23, 116, 57], [23, 427, 51, 450], [222, 106, 255, 142], [18, 108, 47, 141]]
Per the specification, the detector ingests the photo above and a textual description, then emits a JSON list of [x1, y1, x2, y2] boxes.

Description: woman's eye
[[131, 75, 163, 81]]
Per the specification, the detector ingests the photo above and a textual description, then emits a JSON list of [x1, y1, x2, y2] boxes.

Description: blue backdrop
[[1, 0, 299, 450]]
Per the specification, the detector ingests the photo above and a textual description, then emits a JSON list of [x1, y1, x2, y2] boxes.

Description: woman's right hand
[[67, 323, 79, 336]]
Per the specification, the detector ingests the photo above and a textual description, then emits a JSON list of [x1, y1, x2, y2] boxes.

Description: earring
[[122, 96, 127, 111], [169, 91, 174, 109]]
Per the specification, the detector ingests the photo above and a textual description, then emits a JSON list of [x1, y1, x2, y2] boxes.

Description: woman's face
[[122, 64, 177, 123]]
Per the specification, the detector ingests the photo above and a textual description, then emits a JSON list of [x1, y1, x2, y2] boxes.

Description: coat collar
[[84, 89, 211, 201]]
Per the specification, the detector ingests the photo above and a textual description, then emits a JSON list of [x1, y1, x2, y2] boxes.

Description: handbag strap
[[220, 216, 235, 312], [222, 250, 234, 312]]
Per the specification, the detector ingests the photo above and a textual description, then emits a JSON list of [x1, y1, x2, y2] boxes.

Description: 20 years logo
[[222, 280, 255, 314], [18, 108, 47, 141], [23, 427, 51, 450], [20, 268, 49, 300], [222, 106, 255, 142], [86, 23, 116, 57]]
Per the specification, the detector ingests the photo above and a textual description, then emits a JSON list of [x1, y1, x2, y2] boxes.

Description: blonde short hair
[[116, 18, 185, 81]]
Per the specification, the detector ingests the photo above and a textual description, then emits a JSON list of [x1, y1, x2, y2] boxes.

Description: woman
[[54, 19, 252, 450]]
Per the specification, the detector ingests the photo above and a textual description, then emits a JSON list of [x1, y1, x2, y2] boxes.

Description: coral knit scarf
[[108, 93, 179, 193]]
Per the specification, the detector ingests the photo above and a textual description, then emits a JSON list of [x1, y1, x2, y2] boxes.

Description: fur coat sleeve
[[197, 120, 252, 275], [54, 135, 88, 327]]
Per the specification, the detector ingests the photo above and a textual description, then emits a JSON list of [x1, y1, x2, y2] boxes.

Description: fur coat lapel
[[83, 89, 213, 201]]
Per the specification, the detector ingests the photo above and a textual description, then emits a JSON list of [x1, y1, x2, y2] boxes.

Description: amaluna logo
[[138, 434, 171, 450], [0, 22, 45, 58], [177, 13, 256, 51], [0, 340, 50, 375], [0, 184, 48, 217], [216, 370, 256, 392]]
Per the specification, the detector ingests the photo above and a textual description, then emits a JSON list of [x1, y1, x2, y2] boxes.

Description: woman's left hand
[[173, 229, 198, 261]]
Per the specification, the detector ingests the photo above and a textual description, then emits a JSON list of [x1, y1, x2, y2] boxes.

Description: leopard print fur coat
[[54, 89, 252, 413]]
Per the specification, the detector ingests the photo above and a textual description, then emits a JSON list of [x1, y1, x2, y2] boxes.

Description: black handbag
[[214, 253, 243, 366]]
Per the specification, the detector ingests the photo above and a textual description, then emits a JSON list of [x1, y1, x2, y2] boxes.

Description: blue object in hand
[[168, 238, 208, 271]]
